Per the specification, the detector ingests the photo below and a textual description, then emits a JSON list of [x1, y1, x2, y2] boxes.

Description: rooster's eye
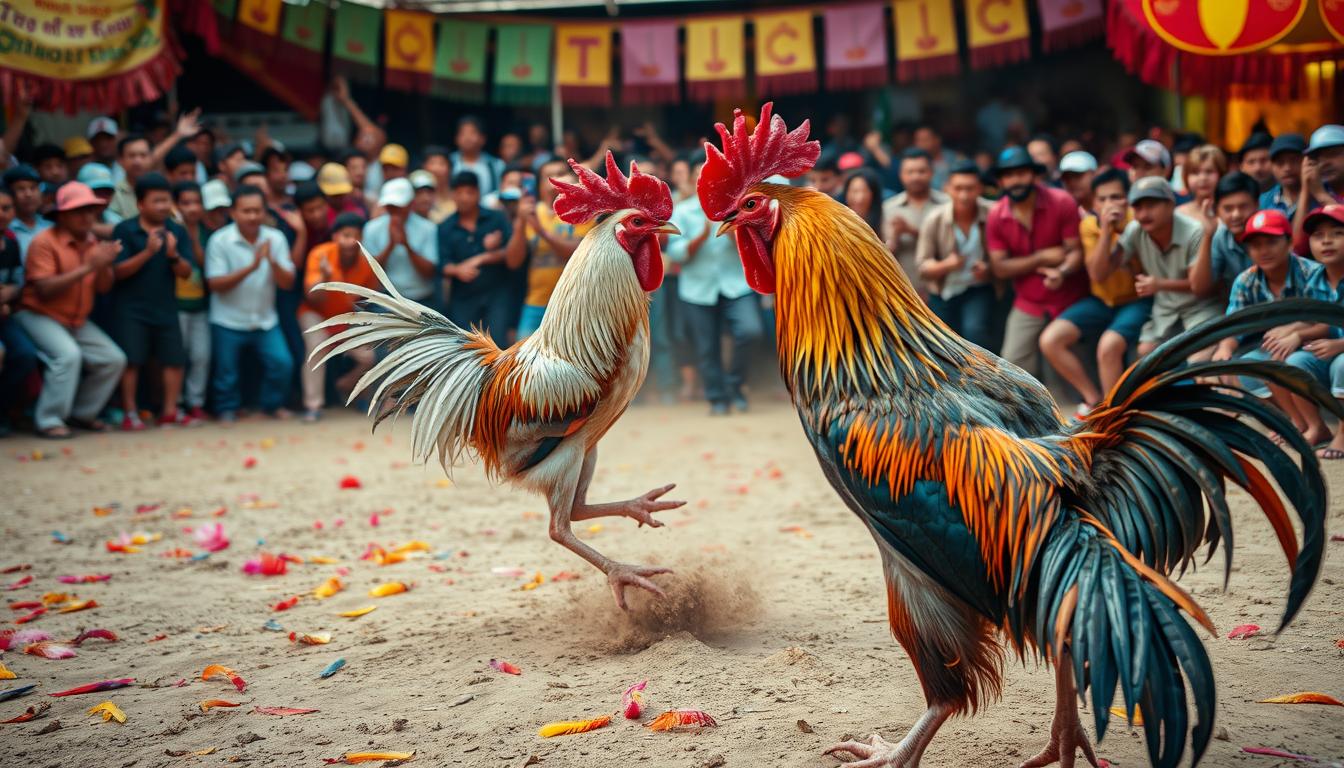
[[743, 199, 757, 210], [632, 217, 645, 226]]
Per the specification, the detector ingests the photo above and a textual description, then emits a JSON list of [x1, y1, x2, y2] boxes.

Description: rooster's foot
[[606, 562, 672, 610], [825, 733, 920, 768], [1019, 710, 1098, 768], [623, 484, 684, 527]]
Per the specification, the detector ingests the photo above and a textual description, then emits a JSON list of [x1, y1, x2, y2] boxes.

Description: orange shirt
[[303, 242, 379, 321], [21, 227, 99, 328]]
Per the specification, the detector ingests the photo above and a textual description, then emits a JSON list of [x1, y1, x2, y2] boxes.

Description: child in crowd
[[1190, 172, 1259, 298], [1301, 205, 1344, 459], [172, 181, 211, 421], [1212, 209, 1333, 445]]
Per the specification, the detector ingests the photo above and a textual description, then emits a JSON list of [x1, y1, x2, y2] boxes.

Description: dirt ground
[[1, 403, 1341, 768]]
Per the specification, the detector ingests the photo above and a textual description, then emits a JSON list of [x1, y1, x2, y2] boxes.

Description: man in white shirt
[[204, 184, 295, 421], [361, 178, 438, 305]]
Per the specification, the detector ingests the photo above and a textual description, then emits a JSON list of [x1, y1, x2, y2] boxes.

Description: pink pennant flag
[[621, 22, 679, 104], [1037, 0, 1104, 51], [824, 4, 888, 90]]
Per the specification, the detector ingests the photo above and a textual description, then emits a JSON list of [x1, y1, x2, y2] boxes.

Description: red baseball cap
[[1238, 208, 1291, 242], [54, 182, 106, 212], [1304, 204, 1344, 234]]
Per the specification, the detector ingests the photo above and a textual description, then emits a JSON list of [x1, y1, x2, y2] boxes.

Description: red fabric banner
[[824, 4, 888, 90]]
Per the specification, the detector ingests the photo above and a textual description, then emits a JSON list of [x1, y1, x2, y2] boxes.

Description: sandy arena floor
[[1, 403, 1341, 768]]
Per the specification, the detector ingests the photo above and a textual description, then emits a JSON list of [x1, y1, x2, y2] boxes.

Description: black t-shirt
[[437, 207, 513, 302], [112, 217, 190, 326]]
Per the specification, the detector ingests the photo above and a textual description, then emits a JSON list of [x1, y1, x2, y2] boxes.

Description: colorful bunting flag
[[385, 9, 435, 93], [433, 20, 488, 102], [277, 1, 327, 77], [892, 0, 959, 80], [1037, 0, 1103, 51], [1324, 0, 1344, 44], [620, 22, 679, 104], [235, 0, 281, 55], [823, 4, 888, 90], [332, 0, 381, 85], [494, 24, 552, 105], [685, 17, 745, 101], [964, 0, 1031, 69], [212, 0, 238, 39], [556, 24, 612, 106], [754, 10, 818, 97]]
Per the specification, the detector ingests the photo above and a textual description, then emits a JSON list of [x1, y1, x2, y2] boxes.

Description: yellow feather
[[538, 714, 612, 737]]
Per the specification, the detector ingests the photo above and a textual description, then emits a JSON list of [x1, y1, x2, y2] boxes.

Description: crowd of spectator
[[1, 82, 1342, 459]]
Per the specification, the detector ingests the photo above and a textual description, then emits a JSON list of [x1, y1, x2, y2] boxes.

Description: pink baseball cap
[[837, 151, 865, 171], [54, 182, 107, 212]]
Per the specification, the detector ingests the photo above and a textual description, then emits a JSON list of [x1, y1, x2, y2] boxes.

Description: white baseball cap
[[87, 116, 119, 139], [378, 177, 414, 208], [201, 179, 232, 211], [1059, 151, 1097, 175], [409, 169, 436, 190]]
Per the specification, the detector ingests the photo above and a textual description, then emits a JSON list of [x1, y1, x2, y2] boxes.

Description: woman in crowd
[[842, 168, 885, 235], [1178, 144, 1229, 219]]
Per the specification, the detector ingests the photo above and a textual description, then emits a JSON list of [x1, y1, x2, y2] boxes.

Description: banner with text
[[892, 0, 959, 80], [685, 16, 745, 102], [556, 24, 612, 105], [0, 0, 179, 114]]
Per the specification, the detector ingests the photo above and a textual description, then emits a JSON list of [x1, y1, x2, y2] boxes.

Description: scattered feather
[[200, 699, 240, 712], [243, 456, 257, 468], [551, 571, 581, 582], [623, 680, 647, 719], [273, 596, 301, 612], [0, 661, 13, 679], [1259, 692, 1344, 706], [202, 664, 246, 693], [56, 599, 97, 614], [0, 629, 50, 651], [538, 715, 611, 738], [647, 709, 717, 731], [48, 678, 133, 697], [87, 701, 126, 723], [14, 607, 45, 624], [339, 475, 362, 489], [1108, 706, 1142, 726], [5, 575, 32, 590], [320, 659, 346, 678], [368, 582, 408, 597], [71, 628, 117, 646], [491, 566, 525, 578], [323, 752, 415, 764], [338, 605, 376, 618], [254, 706, 319, 716], [23, 642, 77, 660], [290, 632, 332, 646], [520, 572, 545, 591], [263, 619, 284, 632], [1228, 624, 1261, 640], [1, 701, 49, 723], [242, 552, 288, 576], [313, 577, 344, 599], [0, 684, 36, 702], [57, 574, 110, 584], [490, 659, 521, 675], [191, 523, 230, 552], [1241, 746, 1324, 762]]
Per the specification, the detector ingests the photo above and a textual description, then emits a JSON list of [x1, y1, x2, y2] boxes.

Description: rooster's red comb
[[698, 103, 821, 222], [550, 152, 672, 226]]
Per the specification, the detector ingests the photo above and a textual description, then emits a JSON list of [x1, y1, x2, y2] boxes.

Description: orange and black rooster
[[311, 153, 684, 610], [699, 104, 1339, 768]]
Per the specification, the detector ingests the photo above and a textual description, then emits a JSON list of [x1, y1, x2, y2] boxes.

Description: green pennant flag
[[492, 24, 551, 105], [433, 20, 488, 101], [212, 0, 237, 33], [332, 0, 380, 83], [281, 1, 327, 54]]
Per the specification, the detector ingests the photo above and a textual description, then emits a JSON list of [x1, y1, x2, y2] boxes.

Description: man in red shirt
[[13, 183, 126, 439], [986, 146, 1088, 382]]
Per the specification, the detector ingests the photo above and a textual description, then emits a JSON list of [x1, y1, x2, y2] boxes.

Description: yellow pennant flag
[[685, 16, 745, 100], [893, 0, 958, 80], [963, 0, 1031, 68], [238, 0, 282, 36], [385, 9, 435, 92], [556, 24, 612, 105], [754, 10, 818, 95]]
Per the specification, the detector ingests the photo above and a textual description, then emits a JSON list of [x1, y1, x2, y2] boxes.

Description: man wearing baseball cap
[[1294, 125, 1344, 255], [1260, 133, 1305, 217], [63, 137, 94, 177], [986, 145, 1088, 381], [3, 164, 51, 261], [200, 179, 233, 232], [317, 162, 367, 218], [1058, 150, 1097, 212], [1214, 208, 1334, 445], [11, 182, 127, 439], [1301, 204, 1344, 459], [361, 177, 437, 305], [1123, 139, 1172, 183], [1094, 176, 1223, 358], [86, 117, 119, 166]]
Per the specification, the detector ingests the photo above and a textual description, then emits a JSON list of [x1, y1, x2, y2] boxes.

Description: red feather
[[698, 102, 820, 221], [550, 151, 671, 226]]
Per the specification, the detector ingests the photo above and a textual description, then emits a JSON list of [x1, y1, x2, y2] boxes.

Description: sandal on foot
[[1317, 447, 1344, 460], [38, 426, 74, 439], [69, 417, 111, 433]]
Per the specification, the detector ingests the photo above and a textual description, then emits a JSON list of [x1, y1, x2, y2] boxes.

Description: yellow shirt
[[524, 203, 592, 307], [1081, 211, 1141, 307]]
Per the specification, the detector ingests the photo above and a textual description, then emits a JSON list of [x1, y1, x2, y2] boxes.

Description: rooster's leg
[[546, 449, 671, 610], [569, 447, 685, 527], [1018, 650, 1098, 768], [823, 704, 953, 767]]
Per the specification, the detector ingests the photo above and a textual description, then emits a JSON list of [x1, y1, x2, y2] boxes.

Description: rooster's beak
[[654, 222, 681, 236], [716, 219, 737, 237]]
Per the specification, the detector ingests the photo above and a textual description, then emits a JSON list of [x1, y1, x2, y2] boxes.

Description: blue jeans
[[1236, 347, 1339, 399], [516, 304, 546, 339], [0, 317, 39, 408], [210, 324, 294, 414], [683, 293, 763, 405], [927, 284, 995, 350], [447, 291, 514, 348]]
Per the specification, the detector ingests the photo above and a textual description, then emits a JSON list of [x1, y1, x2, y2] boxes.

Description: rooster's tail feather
[[1073, 298, 1340, 633], [1039, 519, 1215, 768], [308, 247, 493, 469]]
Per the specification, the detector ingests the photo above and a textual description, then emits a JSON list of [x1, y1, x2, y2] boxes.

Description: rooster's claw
[[607, 563, 672, 610], [627, 484, 685, 527]]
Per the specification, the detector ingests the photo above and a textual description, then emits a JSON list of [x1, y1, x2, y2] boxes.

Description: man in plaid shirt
[[1213, 209, 1334, 445]]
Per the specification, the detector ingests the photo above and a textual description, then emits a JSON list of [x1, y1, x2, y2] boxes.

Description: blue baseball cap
[[1269, 133, 1306, 159], [2, 164, 40, 186], [994, 146, 1044, 176], [76, 163, 116, 191], [1306, 125, 1344, 156]]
